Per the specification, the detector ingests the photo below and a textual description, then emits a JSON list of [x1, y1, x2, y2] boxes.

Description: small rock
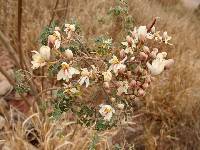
[[0, 80, 12, 96]]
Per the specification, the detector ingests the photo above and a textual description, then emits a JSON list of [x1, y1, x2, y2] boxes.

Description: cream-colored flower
[[78, 68, 90, 87], [137, 26, 148, 40], [162, 31, 172, 45], [99, 104, 115, 121], [64, 24, 76, 39], [102, 70, 112, 82], [54, 26, 60, 31], [109, 55, 126, 75], [65, 24, 76, 32], [48, 30, 61, 49], [31, 46, 51, 69], [53, 31, 61, 49], [132, 26, 154, 42], [57, 62, 80, 81], [146, 52, 173, 75], [117, 80, 129, 96]]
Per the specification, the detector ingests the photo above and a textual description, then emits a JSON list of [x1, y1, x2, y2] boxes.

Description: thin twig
[[147, 17, 157, 33], [18, 0, 23, 67], [49, 0, 60, 26]]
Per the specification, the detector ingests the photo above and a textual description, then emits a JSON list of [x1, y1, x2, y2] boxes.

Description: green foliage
[[50, 89, 73, 119], [114, 144, 122, 150], [124, 15, 134, 30], [108, 6, 128, 16], [39, 21, 58, 45], [77, 105, 95, 127], [48, 62, 61, 77], [14, 69, 30, 94], [95, 118, 116, 131], [95, 36, 112, 55]]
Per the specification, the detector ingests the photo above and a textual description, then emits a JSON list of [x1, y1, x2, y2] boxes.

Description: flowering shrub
[[28, 16, 174, 131]]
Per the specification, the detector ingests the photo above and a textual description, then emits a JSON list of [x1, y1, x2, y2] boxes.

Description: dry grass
[[0, 0, 200, 149]]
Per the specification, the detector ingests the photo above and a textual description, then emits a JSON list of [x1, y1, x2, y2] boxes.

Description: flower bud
[[64, 49, 73, 60], [136, 81, 142, 87], [142, 83, 149, 89], [48, 35, 56, 48], [143, 46, 150, 53], [129, 80, 136, 88], [103, 82, 110, 90], [39, 46, 51, 60], [120, 49, 126, 59], [130, 56, 135, 62], [117, 103, 124, 110], [150, 48, 158, 58], [110, 97, 116, 102], [126, 35, 133, 45], [138, 88, 145, 97], [139, 52, 148, 61]]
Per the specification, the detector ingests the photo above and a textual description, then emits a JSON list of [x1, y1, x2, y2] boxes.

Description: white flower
[[48, 30, 61, 49], [55, 26, 60, 31], [65, 24, 76, 32], [109, 55, 127, 75], [54, 39, 61, 49], [103, 38, 112, 44], [31, 46, 51, 69], [64, 24, 76, 39], [102, 70, 112, 82], [99, 104, 115, 121], [53, 31, 61, 49], [78, 68, 90, 87], [133, 26, 154, 41], [146, 52, 173, 75], [137, 26, 148, 40], [57, 62, 80, 81], [64, 49, 73, 60], [162, 31, 172, 45], [117, 80, 129, 96]]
